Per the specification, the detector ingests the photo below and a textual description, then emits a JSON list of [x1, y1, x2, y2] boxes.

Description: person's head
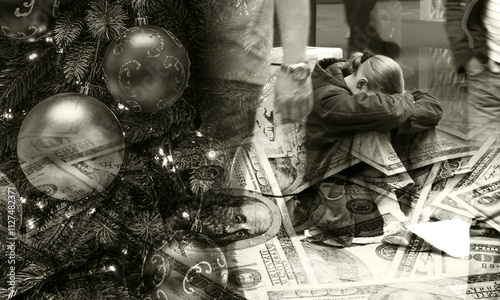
[[199, 195, 273, 246], [344, 52, 404, 95]]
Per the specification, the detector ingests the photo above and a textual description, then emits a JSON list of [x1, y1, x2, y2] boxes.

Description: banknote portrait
[[163, 190, 281, 249]]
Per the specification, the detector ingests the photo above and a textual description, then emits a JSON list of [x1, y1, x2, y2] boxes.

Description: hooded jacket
[[306, 59, 444, 142]]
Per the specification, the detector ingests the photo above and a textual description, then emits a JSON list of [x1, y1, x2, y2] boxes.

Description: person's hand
[[465, 56, 484, 76], [274, 72, 313, 124]]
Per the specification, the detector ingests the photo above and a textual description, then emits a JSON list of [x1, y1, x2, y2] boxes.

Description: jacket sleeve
[[445, 0, 487, 73], [395, 90, 444, 135], [315, 89, 414, 132]]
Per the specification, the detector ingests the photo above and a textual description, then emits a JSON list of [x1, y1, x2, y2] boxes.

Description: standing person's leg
[[466, 69, 500, 145]]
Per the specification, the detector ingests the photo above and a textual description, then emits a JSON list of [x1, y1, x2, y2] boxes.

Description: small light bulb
[[158, 148, 164, 156], [20, 197, 27, 203], [196, 131, 203, 137], [27, 219, 35, 229], [28, 52, 39, 60], [37, 201, 44, 209], [109, 265, 116, 272], [207, 150, 217, 159]]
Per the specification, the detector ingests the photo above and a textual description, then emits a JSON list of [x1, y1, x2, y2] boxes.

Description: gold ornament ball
[[17, 93, 125, 201], [103, 25, 191, 113], [0, 0, 60, 42]]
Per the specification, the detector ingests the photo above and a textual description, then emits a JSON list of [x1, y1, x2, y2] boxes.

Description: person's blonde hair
[[349, 52, 405, 94]]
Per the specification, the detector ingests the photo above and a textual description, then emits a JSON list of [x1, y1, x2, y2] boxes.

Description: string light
[[2, 109, 13, 120], [207, 150, 217, 159], [28, 52, 39, 60], [108, 265, 116, 272], [37, 201, 44, 209], [27, 219, 35, 229], [121, 249, 128, 255], [20, 197, 26, 204]]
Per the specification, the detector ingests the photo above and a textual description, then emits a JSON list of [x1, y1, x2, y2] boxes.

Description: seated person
[[289, 52, 444, 247], [307, 51, 443, 141]]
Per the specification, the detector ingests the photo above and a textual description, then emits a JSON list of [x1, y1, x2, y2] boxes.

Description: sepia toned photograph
[[1, 0, 499, 299]]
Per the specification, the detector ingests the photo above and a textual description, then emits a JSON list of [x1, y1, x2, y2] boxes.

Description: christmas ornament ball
[[103, 25, 190, 113], [142, 231, 228, 299], [0, 0, 60, 42], [17, 93, 125, 201]]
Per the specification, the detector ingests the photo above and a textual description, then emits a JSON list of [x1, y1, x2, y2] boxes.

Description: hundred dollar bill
[[449, 177, 500, 232], [387, 232, 443, 279], [454, 129, 499, 174], [350, 131, 406, 176], [432, 141, 500, 218], [334, 164, 414, 201], [442, 237, 500, 277], [302, 241, 399, 283], [261, 273, 500, 300], [269, 133, 360, 195], [21, 156, 100, 201], [18, 131, 125, 164], [392, 128, 479, 172], [405, 158, 473, 224], [224, 143, 319, 298]]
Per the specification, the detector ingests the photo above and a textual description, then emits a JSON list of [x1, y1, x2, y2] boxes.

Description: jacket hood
[[312, 60, 352, 95]]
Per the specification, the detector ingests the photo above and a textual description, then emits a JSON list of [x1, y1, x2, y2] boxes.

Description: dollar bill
[[269, 133, 360, 195], [431, 143, 500, 219], [442, 237, 500, 277], [350, 131, 406, 176], [387, 232, 443, 279], [261, 273, 500, 300], [20, 156, 99, 201], [18, 130, 125, 164], [334, 165, 414, 201], [392, 129, 479, 172], [449, 177, 500, 232], [454, 129, 500, 174], [222, 142, 320, 298], [301, 241, 399, 283]]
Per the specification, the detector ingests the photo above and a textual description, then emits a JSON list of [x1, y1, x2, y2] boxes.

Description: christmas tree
[[0, 0, 250, 298]]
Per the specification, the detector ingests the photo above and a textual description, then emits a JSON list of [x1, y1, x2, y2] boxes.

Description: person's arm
[[274, 0, 313, 123], [395, 90, 444, 135], [316, 89, 414, 132]]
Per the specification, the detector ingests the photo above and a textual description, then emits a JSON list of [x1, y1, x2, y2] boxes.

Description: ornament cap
[[79, 82, 90, 95], [134, 14, 149, 26]]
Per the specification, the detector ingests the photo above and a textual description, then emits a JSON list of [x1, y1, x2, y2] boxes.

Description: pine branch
[[62, 38, 96, 85], [85, 0, 128, 41], [0, 48, 54, 112], [53, 10, 85, 49]]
